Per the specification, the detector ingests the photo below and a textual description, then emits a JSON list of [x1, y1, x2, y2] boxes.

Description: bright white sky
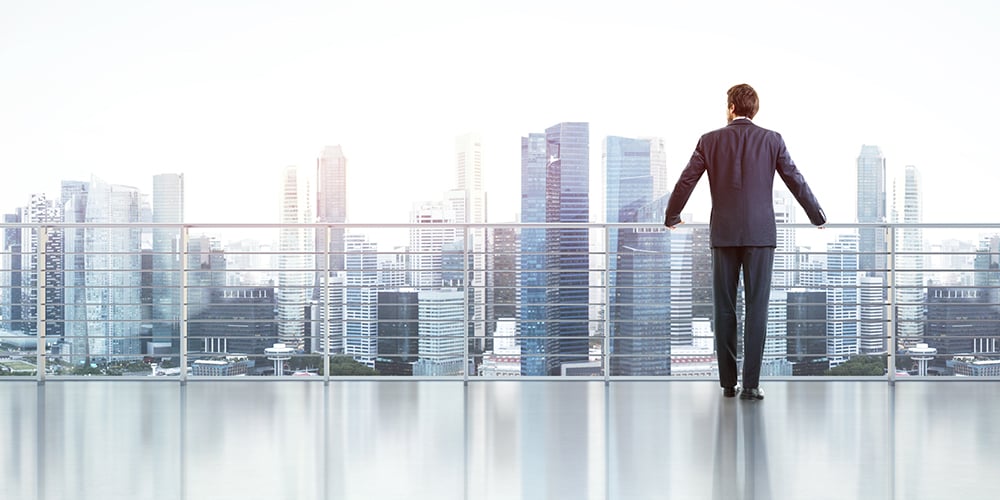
[[2, 1, 998, 239]]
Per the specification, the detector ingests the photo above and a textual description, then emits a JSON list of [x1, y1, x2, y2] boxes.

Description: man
[[665, 83, 826, 400]]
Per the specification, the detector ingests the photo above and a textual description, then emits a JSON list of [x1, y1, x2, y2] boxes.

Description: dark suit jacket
[[664, 119, 826, 247]]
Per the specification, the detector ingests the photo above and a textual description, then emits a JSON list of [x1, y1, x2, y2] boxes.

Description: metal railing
[[2, 222, 1000, 381]]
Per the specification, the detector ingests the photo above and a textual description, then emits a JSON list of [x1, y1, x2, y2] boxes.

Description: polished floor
[[1, 380, 997, 500]]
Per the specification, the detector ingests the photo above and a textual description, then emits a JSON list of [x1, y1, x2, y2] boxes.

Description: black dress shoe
[[723, 386, 739, 398], [740, 387, 764, 400]]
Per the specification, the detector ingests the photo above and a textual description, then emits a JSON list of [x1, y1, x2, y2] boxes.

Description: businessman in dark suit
[[665, 83, 826, 400]]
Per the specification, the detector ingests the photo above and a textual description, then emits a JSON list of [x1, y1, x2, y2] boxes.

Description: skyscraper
[[773, 190, 797, 290], [152, 173, 183, 351], [408, 201, 457, 288], [787, 289, 829, 375], [519, 132, 547, 376], [486, 226, 518, 341], [63, 177, 143, 362], [376, 289, 419, 375], [277, 166, 314, 350], [826, 233, 860, 367], [856, 145, 887, 275], [413, 289, 466, 376], [894, 165, 925, 348], [344, 233, 378, 368], [450, 133, 488, 347], [316, 146, 347, 274]]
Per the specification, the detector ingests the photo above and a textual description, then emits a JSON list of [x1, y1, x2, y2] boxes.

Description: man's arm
[[664, 139, 708, 227], [775, 137, 826, 226]]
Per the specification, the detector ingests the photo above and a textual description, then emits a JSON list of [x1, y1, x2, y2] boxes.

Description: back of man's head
[[727, 84, 759, 119]]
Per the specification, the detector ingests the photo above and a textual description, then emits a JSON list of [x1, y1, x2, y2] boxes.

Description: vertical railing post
[[36, 226, 47, 382], [887, 224, 896, 384], [180, 225, 189, 383], [323, 225, 331, 383], [463, 224, 470, 384], [603, 225, 611, 384]]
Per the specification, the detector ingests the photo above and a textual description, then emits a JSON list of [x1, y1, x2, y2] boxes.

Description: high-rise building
[[773, 190, 797, 290], [787, 289, 829, 375], [519, 132, 548, 376], [1, 211, 24, 332], [926, 285, 995, 357], [859, 275, 887, 354], [344, 233, 378, 368], [691, 226, 713, 320], [316, 146, 347, 274], [311, 273, 345, 355], [604, 136, 671, 374], [518, 122, 590, 376], [762, 290, 792, 376], [151, 173, 183, 350], [486, 227, 518, 342], [188, 286, 277, 356], [826, 233, 860, 367], [277, 166, 315, 350], [893, 165, 925, 348], [413, 289, 465, 376], [408, 201, 457, 288], [856, 145, 887, 275], [18, 194, 64, 339], [376, 289, 419, 375], [63, 177, 143, 362]]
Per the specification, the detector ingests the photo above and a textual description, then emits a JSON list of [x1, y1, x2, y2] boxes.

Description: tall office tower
[[453, 134, 488, 346], [973, 235, 1000, 308], [413, 289, 466, 376], [859, 275, 887, 354], [786, 289, 830, 375], [603, 136, 671, 375], [646, 136, 669, 199], [926, 285, 994, 356], [408, 201, 457, 288], [773, 190, 797, 289], [18, 194, 64, 338], [188, 286, 277, 356], [1, 211, 23, 331], [893, 165, 925, 348], [610, 200, 671, 376], [826, 233, 860, 367], [315, 146, 347, 275], [152, 173, 184, 349], [186, 235, 226, 320], [376, 289, 419, 375], [531, 122, 590, 376], [311, 273, 344, 355], [62, 178, 143, 361], [486, 226, 518, 341], [691, 226, 713, 320], [761, 289, 792, 376], [277, 166, 315, 350], [377, 251, 407, 289], [61, 181, 88, 361], [856, 145, 887, 276], [520, 132, 548, 375], [796, 250, 824, 288], [344, 233, 378, 368]]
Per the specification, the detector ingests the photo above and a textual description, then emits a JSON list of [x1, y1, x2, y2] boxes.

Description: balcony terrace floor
[[1, 380, 997, 499]]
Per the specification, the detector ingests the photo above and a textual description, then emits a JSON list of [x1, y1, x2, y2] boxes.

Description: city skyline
[[2, 1, 999, 233]]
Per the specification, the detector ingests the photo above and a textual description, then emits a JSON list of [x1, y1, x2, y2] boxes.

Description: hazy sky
[[2, 1, 998, 234]]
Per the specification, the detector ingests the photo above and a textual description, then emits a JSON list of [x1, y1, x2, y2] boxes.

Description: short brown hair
[[727, 84, 759, 119]]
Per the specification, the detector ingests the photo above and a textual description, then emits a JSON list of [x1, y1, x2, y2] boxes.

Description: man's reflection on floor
[[712, 399, 772, 500]]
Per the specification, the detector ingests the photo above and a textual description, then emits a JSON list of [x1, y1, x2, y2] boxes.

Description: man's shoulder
[[700, 122, 783, 142]]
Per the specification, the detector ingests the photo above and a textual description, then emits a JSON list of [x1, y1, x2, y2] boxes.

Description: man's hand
[[667, 220, 684, 230]]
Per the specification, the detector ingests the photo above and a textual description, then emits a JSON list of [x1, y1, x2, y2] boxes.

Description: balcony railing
[[2, 222, 999, 381]]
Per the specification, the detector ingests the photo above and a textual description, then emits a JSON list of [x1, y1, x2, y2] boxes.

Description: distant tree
[[329, 356, 378, 376], [825, 355, 887, 376]]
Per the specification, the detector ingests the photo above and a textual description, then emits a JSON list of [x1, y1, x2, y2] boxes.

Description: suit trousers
[[712, 246, 775, 389]]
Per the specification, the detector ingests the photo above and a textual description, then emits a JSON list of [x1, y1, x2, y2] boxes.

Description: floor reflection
[[1, 380, 998, 499]]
